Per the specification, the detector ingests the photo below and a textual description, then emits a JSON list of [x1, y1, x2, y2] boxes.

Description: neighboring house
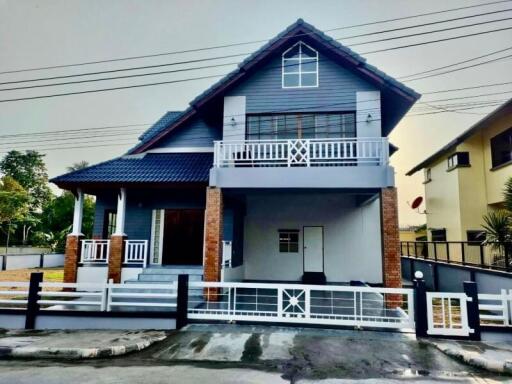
[[399, 226, 427, 242], [407, 98, 512, 243], [51, 19, 419, 288]]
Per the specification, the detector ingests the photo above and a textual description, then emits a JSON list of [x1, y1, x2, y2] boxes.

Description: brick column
[[108, 235, 126, 283], [64, 234, 82, 283], [203, 188, 223, 300], [381, 187, 401, 289]]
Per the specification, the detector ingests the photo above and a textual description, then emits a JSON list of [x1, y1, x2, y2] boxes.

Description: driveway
[[0, 324, 508, 383]]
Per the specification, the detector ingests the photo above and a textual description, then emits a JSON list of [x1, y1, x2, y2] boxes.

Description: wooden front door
[[162, 209, 204, 265]]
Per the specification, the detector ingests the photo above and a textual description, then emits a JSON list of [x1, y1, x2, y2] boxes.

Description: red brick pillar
[[64, 234, 83, 283], [203, 187, 223, 300], [381, 188, 402, 309], [381, 187, 401, 289], [108, 235, 126, 283]]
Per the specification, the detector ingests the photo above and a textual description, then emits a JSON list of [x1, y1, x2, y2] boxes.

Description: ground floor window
[[279, 230, 299, 253], [431, 229, 446, 242]]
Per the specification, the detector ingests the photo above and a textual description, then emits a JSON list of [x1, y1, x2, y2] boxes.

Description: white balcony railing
[[213, 137, 389, 168], [124, 240, 148, 267], [80, 239, 110, 264]]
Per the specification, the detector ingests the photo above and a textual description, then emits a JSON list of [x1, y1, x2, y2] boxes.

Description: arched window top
[[282, 41, 318, 88]]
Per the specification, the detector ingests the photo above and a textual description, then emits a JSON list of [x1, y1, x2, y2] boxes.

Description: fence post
[[413, 271, 428, 338], [461, 243, 465, 265], [176, 274, 189, 329], [25, 272, 43, 330], [39, 253, 44, 268], [463, 281, 481, 341]]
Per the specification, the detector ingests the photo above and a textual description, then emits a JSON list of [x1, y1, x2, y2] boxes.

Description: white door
[[303, 226, 324, 272]]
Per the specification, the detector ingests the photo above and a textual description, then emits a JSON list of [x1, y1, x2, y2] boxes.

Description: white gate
[[188, 282, 414, 330], [426, 292, 473, 336]]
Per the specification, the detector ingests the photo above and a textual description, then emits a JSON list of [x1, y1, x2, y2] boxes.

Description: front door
[[162, 209, 204, 265], [303, 226, 324, 272]]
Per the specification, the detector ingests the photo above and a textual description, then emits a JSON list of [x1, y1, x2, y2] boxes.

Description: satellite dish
[[411, 196, 423, 210]]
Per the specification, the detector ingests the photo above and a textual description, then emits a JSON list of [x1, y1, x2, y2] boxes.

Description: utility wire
[[1, 0, 510, 75], [2, 11, 512, 87]]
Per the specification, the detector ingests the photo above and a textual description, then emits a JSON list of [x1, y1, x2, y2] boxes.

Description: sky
[[0, 0, 511, 226]]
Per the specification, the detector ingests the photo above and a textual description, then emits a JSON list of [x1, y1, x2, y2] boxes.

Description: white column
[[114, 187, 127, 236], [71, 188, 84, 235]]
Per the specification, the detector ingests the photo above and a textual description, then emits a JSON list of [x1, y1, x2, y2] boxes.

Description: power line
[[2, 23, 512, 104], [4, 10, 512, 88], [405, 53, 512, 81], [1, 0, 511, 75], [398, 45, 512, 79]]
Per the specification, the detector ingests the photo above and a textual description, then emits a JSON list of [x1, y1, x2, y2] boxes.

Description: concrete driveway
[[0, 324, 509, 383]]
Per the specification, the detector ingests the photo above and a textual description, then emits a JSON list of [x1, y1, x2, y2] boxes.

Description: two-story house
[[406, 98, 512, 243], [52, 20, 420, 289]]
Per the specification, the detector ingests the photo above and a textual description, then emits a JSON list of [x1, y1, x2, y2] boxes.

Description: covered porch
[[218, 188, 390, 286]]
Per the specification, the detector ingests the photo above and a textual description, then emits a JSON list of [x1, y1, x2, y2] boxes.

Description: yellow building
[[407, 99, 512, 243]]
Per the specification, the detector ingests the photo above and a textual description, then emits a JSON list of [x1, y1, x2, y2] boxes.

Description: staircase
[[125, 265, 204, 284]]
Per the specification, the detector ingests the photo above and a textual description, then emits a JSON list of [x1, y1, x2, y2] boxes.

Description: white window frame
[[282, 41, 319, 89]]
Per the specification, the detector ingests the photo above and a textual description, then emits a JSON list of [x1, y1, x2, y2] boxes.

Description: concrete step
[[138, 273, 203, 282], [141, 266, 203, 275]]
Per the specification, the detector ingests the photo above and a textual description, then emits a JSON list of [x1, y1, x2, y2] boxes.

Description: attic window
[[282, 42, 318, 88]]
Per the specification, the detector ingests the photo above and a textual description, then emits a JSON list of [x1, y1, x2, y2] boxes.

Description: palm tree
[[66, 161, 89, 172]]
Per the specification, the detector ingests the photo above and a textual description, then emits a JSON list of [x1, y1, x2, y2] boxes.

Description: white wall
[[42, 254, 64, 268], [356, 91, 381, 138], [222, 96, 246, 141], [242, 192, 383, 283], [5, 254, 40, 270], [77, 266, 108, 285]]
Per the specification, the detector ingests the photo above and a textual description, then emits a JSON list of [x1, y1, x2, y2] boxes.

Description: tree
[[38, 192, 95, 252], [0, 150, 51, 210], [505, 176, 512, 213], [66, 161, 89, 172], [0, 176, 29, 251]]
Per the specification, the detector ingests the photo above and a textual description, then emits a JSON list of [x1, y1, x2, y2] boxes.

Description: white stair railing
[[213, 137, 388, 168], [80, 240, 110, 264], [124, 240, 148, 267]]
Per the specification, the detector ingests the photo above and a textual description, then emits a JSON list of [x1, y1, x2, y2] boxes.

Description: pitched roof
[[50, 153, 212, 187], [130, 18, 420, 154], [406, 98, 512, 176]]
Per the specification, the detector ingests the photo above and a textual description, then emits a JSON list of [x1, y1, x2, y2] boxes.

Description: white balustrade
[[213, 137, 389, 168], [80, 239, 110, 264], [124, 240, 148, 267]]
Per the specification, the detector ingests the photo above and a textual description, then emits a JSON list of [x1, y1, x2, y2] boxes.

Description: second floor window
[[490, 127, 512, 168], [246, 113, 356, 140], [282, 42, 318, 88], [447, 152, 470, 170]]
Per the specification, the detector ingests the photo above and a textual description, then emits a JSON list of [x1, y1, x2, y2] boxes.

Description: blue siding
[[93, 190, 206, 241], [156, 115, 221, 148], [227, 52, 377, 113]]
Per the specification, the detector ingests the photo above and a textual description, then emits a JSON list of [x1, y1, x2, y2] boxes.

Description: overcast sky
[[1, 0, 511, 226]]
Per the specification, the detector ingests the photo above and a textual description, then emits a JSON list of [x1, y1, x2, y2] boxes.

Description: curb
[[0, 334, 167, 359], [425, 340, 512, 375]]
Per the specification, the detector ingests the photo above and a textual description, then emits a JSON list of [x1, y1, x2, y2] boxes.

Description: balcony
[[213, 137, 389, 168], [210, 137, 394, 189]]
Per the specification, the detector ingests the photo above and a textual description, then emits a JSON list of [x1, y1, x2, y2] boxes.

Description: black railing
[[400, 241, 512, 272]]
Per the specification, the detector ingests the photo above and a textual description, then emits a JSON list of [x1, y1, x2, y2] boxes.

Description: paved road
[[0, 363, 507, 384], [0, 325, 509, 383]]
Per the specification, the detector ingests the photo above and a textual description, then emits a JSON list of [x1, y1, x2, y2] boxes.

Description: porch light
[[230, 117, 236, 127], [366, 113, 372, 123]]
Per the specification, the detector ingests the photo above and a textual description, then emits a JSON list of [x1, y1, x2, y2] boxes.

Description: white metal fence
[[80, 240, 110, 263], [124, 240, 148, 266], [188, 282, 414, 329], [213, 138, 389, 167], [35, 281, 178, 312], [426, 292, 473, 337], [479, 289, 512, 327]]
